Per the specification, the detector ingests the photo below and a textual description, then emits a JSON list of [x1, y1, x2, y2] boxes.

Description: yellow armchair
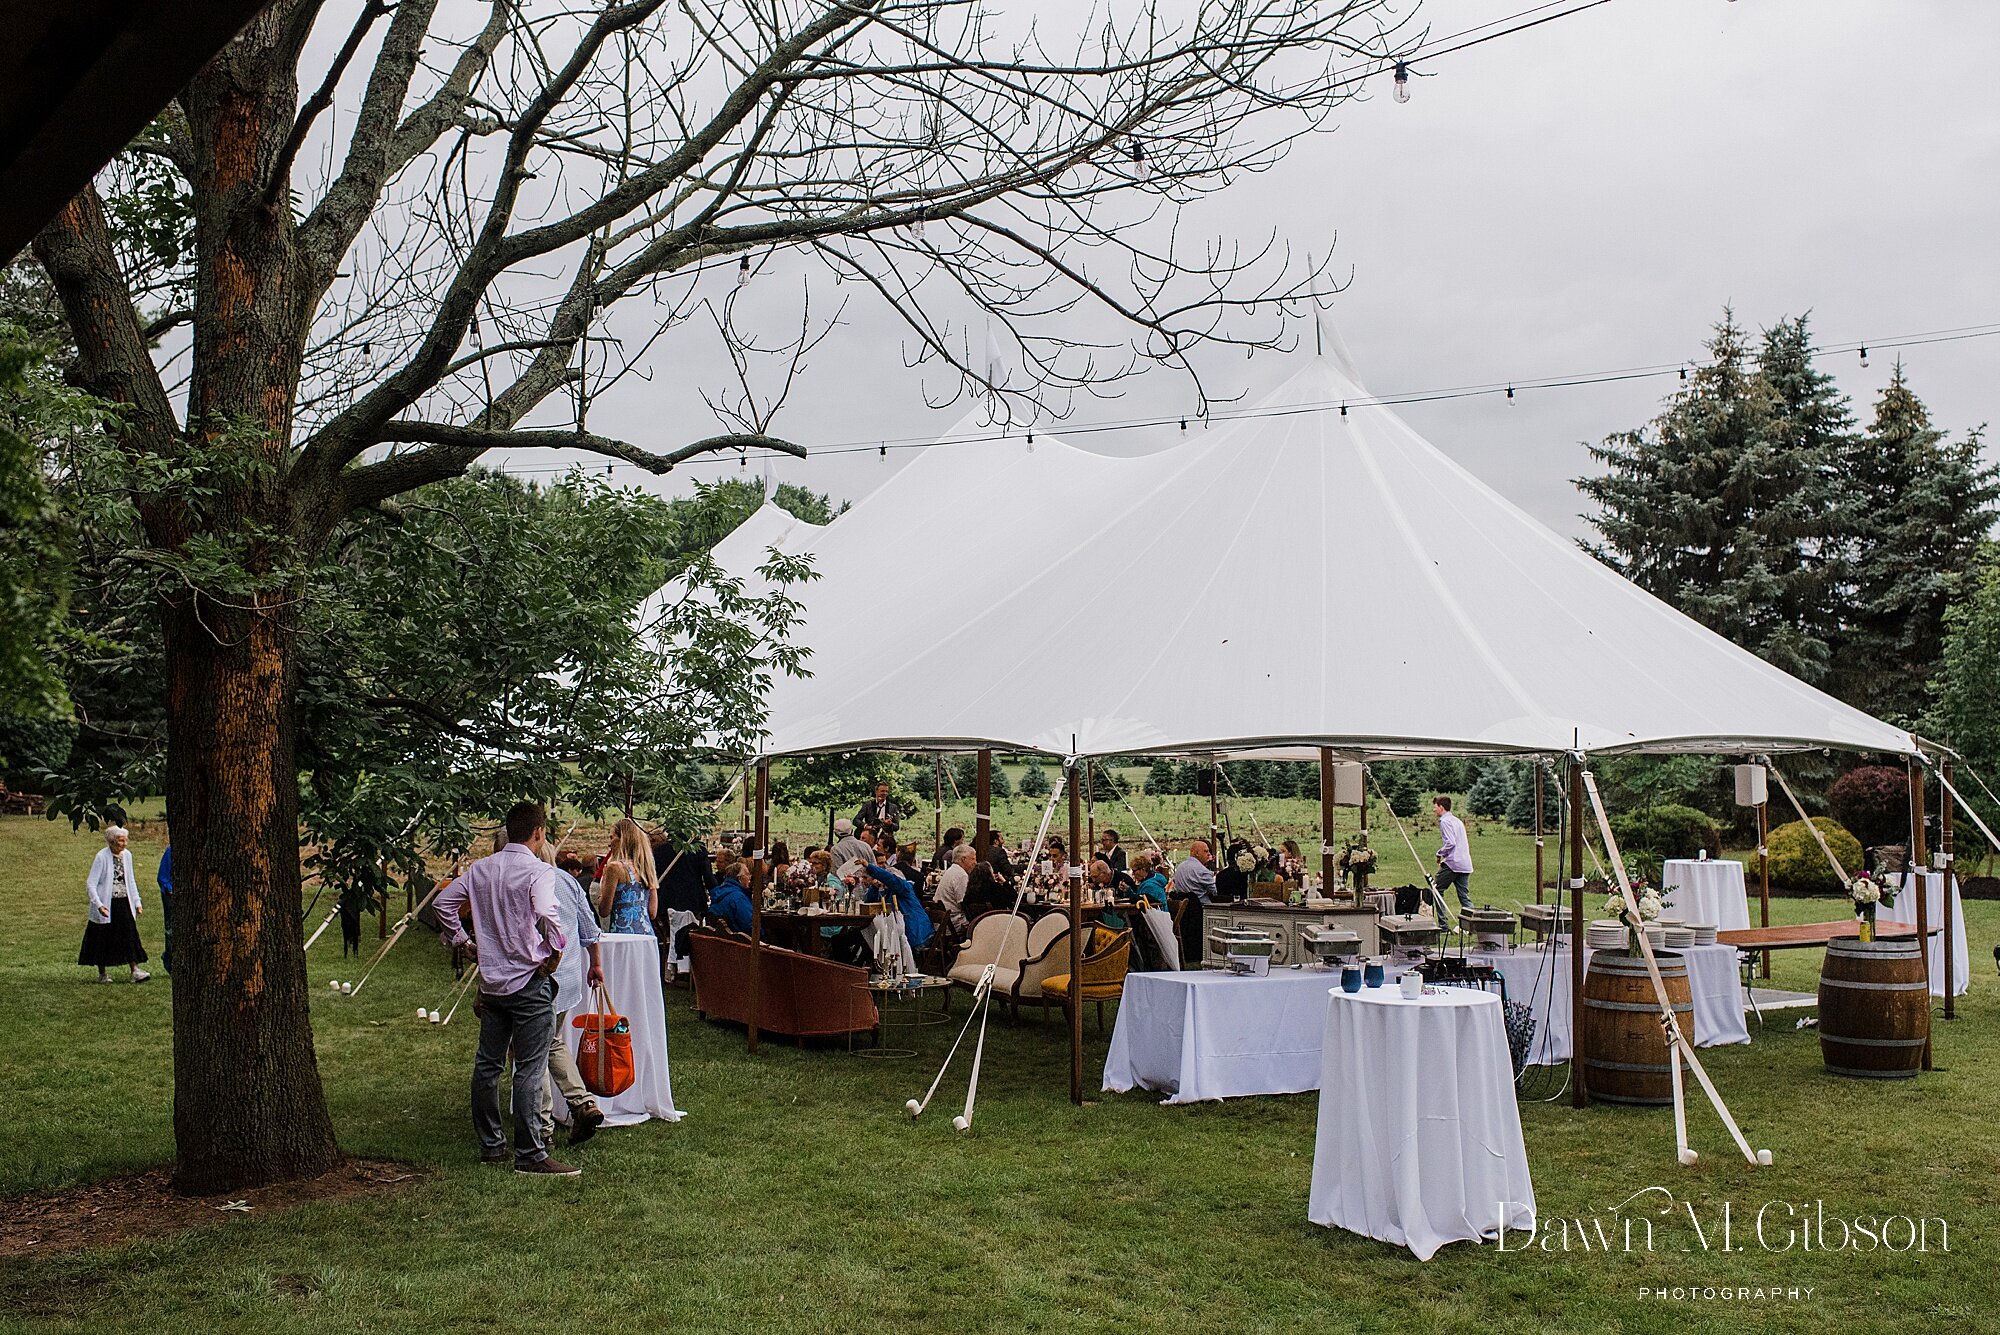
[[1040, 927, 1132, 1032]]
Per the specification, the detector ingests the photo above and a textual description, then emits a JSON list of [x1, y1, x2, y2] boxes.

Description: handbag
[[570, 981, 635, 1097]]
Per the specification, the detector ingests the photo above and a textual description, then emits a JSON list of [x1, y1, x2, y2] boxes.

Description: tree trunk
[[165, 593, 340, 1193]]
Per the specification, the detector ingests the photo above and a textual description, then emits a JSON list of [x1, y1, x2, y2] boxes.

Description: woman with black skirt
[[80, 825, 150, 983]]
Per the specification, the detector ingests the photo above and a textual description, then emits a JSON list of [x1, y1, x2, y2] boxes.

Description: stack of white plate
[[1663, 924, 1696, 949], [1643, 922, 1668, 952], [1690, 923, 1718, 946], [1586, 919, 1628, 951]]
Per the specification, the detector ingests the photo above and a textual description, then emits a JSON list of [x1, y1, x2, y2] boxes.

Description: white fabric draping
[[866, 912, 919, 977], [717, 358, 1916, 761], [1466, 942, 1749, 1064], [1883, 872, 1970, 997], [1660, 860, 1752, 932], [562, 933, 682, 1127], [1138, 905, 1181, 971], [1308, 986, 1535, 1261], [1102, 966, 1406, 1103]]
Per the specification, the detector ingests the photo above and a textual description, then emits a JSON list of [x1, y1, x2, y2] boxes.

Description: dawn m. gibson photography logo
[[1495, 1187, 1950, 1255]]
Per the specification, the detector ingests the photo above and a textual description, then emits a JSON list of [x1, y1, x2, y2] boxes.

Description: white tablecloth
[[1467, 942, 1749, 1065], [1660, 859, 1752, 932], [1308, 987, 1535, 1261], [1103, 966, 1405, 1103], [1884, 872, 1970, 997], [562, 933, 682, 1126]]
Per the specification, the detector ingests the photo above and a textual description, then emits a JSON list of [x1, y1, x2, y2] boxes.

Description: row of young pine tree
[[1578, 310, 1997, 728]]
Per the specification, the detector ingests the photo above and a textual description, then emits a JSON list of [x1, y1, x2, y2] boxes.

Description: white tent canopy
[[727, 360, 1916, 761]]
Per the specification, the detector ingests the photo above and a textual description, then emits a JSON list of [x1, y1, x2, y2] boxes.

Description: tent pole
[[975, 749, 992, 857], [1319, 748, 1337, 894], [1532, 761, 1544, 905], [749, 758, 770, 1055], [1909, 759, 1932, 1070], [1068, 760, 1085, 1106], [1208, 764, 1219, 852], [935, 757, 944, 859], [1941, 756, 1957, 1020], [1086, 761, 1096, 863], [1758, 798, 1771, 979], [1569, 757, 1587, 1109]]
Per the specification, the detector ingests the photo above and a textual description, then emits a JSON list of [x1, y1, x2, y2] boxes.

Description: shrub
[[1766, 817, 1865, 894], [1608, 803, 1721, 862], [1826, 766, 1909, 851]]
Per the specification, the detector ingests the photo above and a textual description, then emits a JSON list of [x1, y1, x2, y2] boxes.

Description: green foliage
[[1929, 550, 2000, 850], [1422, 758, 1468, 794], [1018, 759, 1051, 796], [1766, 816, 1864, 894], [1505, 761, 1545, 830], [1609, 803, 1721, 862], [1373, 762, 1422, 818], [948, 753, 1012, 801], [1825, 765, 1909, 852], [1466, 761, 1514, 819], [1145, 757, 1181, 795]]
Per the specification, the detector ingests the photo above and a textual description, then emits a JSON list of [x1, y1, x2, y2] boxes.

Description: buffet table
[[1884, 871, 1970, 997], [1103, 966, 1405, 1104], [1465, 942, 1749, 1064], [562, 932, 682, 1126], [1660, 859, 1752, 932], [1308, 986, 1534, 1261]]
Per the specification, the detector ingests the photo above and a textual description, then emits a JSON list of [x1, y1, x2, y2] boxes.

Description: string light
[[1506, 384, 1516, 403], [1392, 62, 1412, 103], [1179, 418, 1187, 432], [1340, 403, 1348, 418], [737, 254, 751, 287], [1126, 140, 1145, 163], [1859, 345, 1869, 367]]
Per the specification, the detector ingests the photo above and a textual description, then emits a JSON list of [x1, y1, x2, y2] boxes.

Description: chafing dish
[[1518, 903, 1562, 943], [1207, 927, 1278, 977], [1377, 913, 1443, 960], [1300, 927, 1363, 968], [1458, 906, 1517, 951]]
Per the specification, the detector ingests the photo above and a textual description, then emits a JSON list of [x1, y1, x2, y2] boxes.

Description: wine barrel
[[1582, 950, 1693, 1106], [1818, 938, 1929, 1079]]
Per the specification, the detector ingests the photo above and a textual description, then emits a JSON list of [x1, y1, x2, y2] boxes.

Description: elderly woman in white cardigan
[[81, 825, 150, 982]]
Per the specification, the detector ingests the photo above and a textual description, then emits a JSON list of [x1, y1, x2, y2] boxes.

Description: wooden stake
[[1941, 756, 1957, 1020], [1570, 758, 1588, 1108]]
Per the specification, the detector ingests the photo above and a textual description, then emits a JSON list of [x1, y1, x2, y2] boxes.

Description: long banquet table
[[1465, 942, 1750, 1065], [1102, 965, 1408, 1104], [1308, 985, 1535, 1261]]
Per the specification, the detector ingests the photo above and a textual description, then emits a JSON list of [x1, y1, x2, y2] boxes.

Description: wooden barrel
[[1818, 938, 1929, 1079], [1582, 951, 1693, 1106]]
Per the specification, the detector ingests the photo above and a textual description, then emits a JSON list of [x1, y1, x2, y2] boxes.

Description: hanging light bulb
[[1392, 62, 1412, 104], [737, 254, 751, 287], [1679, 367, 1688, 382], [1339, 403, 1348, 418], [1506, 385, 1516, 403], [878, 443, 888, 459], [1126, 139, 1145, 164], [1179, 418, 1187, 432], [1858, 344, 1869, 367], [909, 216, 925, 240]]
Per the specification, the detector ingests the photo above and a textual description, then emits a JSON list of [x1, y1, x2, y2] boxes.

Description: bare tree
[[32, 0, 1409, 1191]]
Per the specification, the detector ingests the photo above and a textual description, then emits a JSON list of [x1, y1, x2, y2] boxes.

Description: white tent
[[738, 360, 1916, 761]]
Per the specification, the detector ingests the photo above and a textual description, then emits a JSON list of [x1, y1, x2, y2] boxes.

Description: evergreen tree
[[1145, 756, 1180, 796], [1466, 761, 1514, 819], [1263, 761, 1300, 799], [949, 753, 1013, 801], [1423, 758, 1468, 794], [1834, 362, 2000, 723], [1019, 759, 1052, 796], [1578, 311, 1846, 683], [1374, 762, 1423, 819], [1928, 547, 2000, 843], [1505, 760, 1543, 830]]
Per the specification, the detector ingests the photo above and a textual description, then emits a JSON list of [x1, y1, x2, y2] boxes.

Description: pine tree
[[1834, 362, 2000, 723], [1505, 760, 1544, 830], [1019, 759, 1051, 796], [1145, 757, 1180, 796], [1423, 758, 1468, 794], [1466, 761, 1514, 819], [1929, 547, 2000, 847], [1578, 310, 1847, 683]]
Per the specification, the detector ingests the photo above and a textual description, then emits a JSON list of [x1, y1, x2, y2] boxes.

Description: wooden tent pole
[[1319, 748, 1337, 893], [1208, 764, 1219, 852], [748, 758, 770, 1055], [975, 749, 992, 857], [1086, 761, 1096, 864], [1532, 761, 1544, 905], [1758, 797, 1771, 979], [1910, 759, 1932, 1070], [1941, 756, 1957, 1020], [934, 756, 944, 859], [1569, 757, 1588, 1108], [1068, 761, 1085, 1106]]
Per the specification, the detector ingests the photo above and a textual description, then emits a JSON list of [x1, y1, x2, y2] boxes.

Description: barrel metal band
[[1820, 977, 1928, 992]]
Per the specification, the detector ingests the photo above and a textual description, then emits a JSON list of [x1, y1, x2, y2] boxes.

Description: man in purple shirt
[[1433, 795, 1474, 911], [434, 801, 580, 1176]]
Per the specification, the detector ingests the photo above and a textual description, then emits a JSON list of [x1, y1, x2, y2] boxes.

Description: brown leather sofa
[[687, 928, 879, 1039]]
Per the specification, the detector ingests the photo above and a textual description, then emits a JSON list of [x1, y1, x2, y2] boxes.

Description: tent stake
[[1941, 756, 1957, 1018], [1910, 758, 1933, 1070]]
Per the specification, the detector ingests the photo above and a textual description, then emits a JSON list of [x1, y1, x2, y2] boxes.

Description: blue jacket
[[863, 864, 935, 950], [710, 876, 753, 933], [1134, 871, 1168, 908], [157, 846, 173, 897]]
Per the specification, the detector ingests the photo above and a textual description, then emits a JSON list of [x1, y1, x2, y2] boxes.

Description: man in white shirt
[[935, 846, 976, 932]]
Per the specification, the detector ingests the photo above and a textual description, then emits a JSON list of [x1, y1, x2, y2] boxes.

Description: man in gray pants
[[435, 800, 582, 1177]]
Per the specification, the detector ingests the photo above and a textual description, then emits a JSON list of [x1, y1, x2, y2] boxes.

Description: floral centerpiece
[[1334, 836, 1377, 890], [1849, 875, 1896, 941], [1603, 885, 1663, 956]]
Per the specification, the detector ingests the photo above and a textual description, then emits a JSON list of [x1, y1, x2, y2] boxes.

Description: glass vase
[[1857, 903, 1876, 943]]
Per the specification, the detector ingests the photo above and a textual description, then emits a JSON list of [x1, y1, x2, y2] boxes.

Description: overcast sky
[[525, 0, 2000, 541]]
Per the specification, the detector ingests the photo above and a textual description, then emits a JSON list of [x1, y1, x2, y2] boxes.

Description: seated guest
[[935, 846, 976, 931], [1278, 838, 1307, 883], [862, 862, 935, 953], [984, 827, 1014, 883], [1089, 856, 1134, 897], [893, 840, 923, 887], [708, 851, 753, 933], [1171, 840, 1218, 902], [768, 840, 792, 890], [964, 856, 1011, 919], [1029, 837, 1070, 897], [931, 826, 966, 873], [1214, 839, 1254, 902], [830, 818, 875, 868], [1095, 829, 1127, 875], [1130, 852, 1169, 908], [785, 846, 821, 896]]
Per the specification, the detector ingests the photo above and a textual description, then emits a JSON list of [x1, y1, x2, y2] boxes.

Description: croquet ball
[[329, 979, 340, 990], [1757, 1149, 1774, 1166], [1677, 1148, 1698, 1166], [905, 1099, 920, 1117], [951, 1115, 969, 1133], [417, 1007, 428, 1020], [429, 1012, 441, 1024], [340, 981, 353, 994]]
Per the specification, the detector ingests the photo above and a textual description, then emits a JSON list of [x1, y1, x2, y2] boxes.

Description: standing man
[[434, 801, 581, 1177], [541, 840, 605, 1149], [156, 839, 174, 976], [853, 781, 902, 837], [830, 818, 876, 868], [1433, 795, 1474, 912]]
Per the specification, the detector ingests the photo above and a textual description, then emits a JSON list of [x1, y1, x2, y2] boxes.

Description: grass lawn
[[1, 810, 1994, 1334]]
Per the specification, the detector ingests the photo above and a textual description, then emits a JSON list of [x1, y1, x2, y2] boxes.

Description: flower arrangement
[[1334, 836, 1377, 887], [1603, 885, 1662, 955], [1849, 874, 1896, 941]]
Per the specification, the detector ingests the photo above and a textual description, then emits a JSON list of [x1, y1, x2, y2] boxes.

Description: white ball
[[1677, 1148, 1698, 1166], [428, 1011, 441, 1024], [951, 1115, 970, 1133], [340, 981, 353, 994], [328, 979, 340, 990], [1756, 1149, 1774, 1166], [417, 1007, 428, 1020], [905, 1099, 921, 1117]]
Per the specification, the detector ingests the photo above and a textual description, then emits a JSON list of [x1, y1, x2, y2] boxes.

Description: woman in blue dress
[[596, 817, 658, 935]]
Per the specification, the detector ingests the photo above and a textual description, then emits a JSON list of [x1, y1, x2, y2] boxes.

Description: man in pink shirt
[[435, 801, 579, 1176]]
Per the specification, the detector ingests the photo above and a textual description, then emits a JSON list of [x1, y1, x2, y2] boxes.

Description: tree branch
[[267, 0, 393, 208]]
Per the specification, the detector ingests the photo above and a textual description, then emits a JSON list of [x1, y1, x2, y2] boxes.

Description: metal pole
[[974, 749, 992, 857], [747, 758, 770, 1055], [1319, 748, 1337, 893], [934, 757, 944, 860], [1758, 799, 1771, 979], [1941, 756, 1957, 1020], [1569, 757, 1587, 1108], [1910, 759, 1932, 1071], [1532, 761, 1544, 905], [1068, 761, 1085, 1106], [1086, 761, 1096, 864]]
